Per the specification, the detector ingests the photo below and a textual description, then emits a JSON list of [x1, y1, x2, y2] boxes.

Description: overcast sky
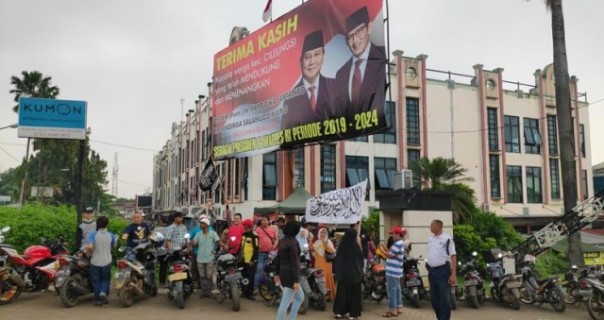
[[1, 0, 603, 199]]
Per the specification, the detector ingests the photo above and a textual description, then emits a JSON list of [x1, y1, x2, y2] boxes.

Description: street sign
[[18, 97, 87, 140]]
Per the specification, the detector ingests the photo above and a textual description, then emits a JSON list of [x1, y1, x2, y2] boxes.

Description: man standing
[[383, 226, 405, 318], [334, 6, 387, 130], [426, 220, 457, 320], [282, 30, 336, 133], [227, 213, 245, 255], [77, 206, 96, 250], [87, 216, 117, 306], [155, 213, 170, 287], [121, 211, 151, 260], [239, 219, 258, 300], [192, 217, 226, 297], [253, 216, 278, 294], [165, 211, 188, 251]]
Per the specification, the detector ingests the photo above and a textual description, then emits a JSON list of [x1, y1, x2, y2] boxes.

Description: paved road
[[0, 289, 593, 320]]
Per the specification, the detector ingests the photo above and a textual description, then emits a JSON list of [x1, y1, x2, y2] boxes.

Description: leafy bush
[[471, 211, 523, 251], [453, 224, 496, 270], [533, 250, 570, 279]]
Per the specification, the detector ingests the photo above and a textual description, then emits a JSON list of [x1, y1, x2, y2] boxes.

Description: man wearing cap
[[382, 226, 405, 318], [165, 211, 188, 251], [239, 219, 258, 300], [334, 6, 387, 129], [192, 217, 226, 297], [426, 219, 457, 320], [77, 206, 97, 250], [282, 30, 336, 133]]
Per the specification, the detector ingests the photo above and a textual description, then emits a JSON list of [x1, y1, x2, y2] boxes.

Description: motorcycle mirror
[[1, 226, 9, 233], [472, 251, 477, 256], [185, 233, 191, 240]]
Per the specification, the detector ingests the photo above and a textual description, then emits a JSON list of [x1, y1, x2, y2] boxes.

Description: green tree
[[410, 157, 476, 223], [0, 168, 18, 199], [10, 70, 59, 112]]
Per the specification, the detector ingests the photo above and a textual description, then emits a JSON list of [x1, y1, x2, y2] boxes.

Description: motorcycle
[[402, 255, 428, 308], [214, 247, 244, 311], [114, 232, 162, 307], [298, 245, 327, 314], [258, 253, 282, 307], [562, 265, 595, 305], [165, 235, 194, 309], [458, 251, 486, 309], [362, 259, 387, 303], [518, 254, 565, 312], [581, 268, 604, 320], [487, 252, 522, 310], [0, 230, 69, 304], [54, 249, 93, 307]]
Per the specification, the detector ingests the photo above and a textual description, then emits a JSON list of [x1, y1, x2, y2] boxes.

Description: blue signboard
[[18, 97, 87, 140]]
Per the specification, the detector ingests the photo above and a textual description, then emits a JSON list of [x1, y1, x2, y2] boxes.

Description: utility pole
[[18, 138, 31, 204]]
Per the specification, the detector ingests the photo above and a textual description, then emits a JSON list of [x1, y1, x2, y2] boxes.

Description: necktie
[[352, 59, 363, 102], [309, 85, 316, 110]]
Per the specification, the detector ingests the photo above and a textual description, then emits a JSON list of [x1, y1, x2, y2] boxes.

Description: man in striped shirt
[[383, 226, 405, 318]]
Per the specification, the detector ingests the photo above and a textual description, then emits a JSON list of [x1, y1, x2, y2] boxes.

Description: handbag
[[325, 251, 336, 262]]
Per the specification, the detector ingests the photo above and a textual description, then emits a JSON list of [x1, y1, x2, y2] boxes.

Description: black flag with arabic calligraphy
[[199, 158, 217, 191]]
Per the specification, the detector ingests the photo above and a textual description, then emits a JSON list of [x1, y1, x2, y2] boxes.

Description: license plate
[[224, 273, 238, 282], [406, 279, 420, 287], [168, 272, 188, 282], [579, 289, 593, 297], [465, 279, 478, 286], [506, 281, 522, 288]]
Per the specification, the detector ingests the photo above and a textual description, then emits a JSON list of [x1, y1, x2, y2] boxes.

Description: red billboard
[[212, 0, 387, 159]]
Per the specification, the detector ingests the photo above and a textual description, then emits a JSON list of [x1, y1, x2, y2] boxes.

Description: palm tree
[[10, 70, 60, 112], [534, 0, 581, 265], [409, 157, 476, 223]]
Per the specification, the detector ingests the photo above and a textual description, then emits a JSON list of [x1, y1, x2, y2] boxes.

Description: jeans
[[90, 263, 112, 302], [386, 275, 402, 310], [276, 287, 304, 320], [254, 252, 268, 288], [428, 267, 452, 320]]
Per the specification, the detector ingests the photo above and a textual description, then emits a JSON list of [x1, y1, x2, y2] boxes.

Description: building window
[[294, 148, 305, 187], [407, 98, 420, 145], [507, 165, 523, 203], [580, 124, 586, 158], [526, 167, 542, 203], [321, 144, 336, 193], [487, 108, 499, 151], [524, 118, 542, 154], [407, 149, 421, 187], [582, 170, 589, 200], [547, 115, 558, 155], [504, 116, 520, 153], [262, 152, 277, 200], [489, 155, 501, 198], [374, 101, 396, 144], [375, 157, 397, 190], [346, 156, 369, 200], [550, 159, 560, 199]]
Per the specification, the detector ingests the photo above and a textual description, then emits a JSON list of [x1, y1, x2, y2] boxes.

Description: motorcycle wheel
[[509, 295, 520, 310], [298, 294, 309, 314], [175, 281, 184, 309], [468, 294, 479, 309], [563, 286, 577, 305], [316, 291, 326, 311], [230, 283, 240, 312], [184, 281, 193, 299], [550, 286, 566, 313], [490, 287, 498, 302], [520, 287, 535, 304], [258, 283, 272, 301], [478, 289, 486, 304], [410, 294, 421, 308], [58, 276, 80, 308], [450, 292, 457, 310], [587, 291, 604, 320], [0, 276, 21, 305], [118, 281, 135, 308]]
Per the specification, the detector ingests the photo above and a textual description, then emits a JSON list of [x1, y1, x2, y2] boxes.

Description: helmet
[[523, 254, 536, 264]]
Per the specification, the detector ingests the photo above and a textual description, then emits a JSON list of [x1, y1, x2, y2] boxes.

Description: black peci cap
[[345, 7, 370, 33], [302, 30, 324, 54]]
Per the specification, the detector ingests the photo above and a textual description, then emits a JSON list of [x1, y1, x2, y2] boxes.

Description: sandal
[[382, 311, 398, 318]]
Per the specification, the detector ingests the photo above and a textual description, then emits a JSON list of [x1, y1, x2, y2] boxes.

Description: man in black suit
[[282, 30, 336, 132], [334, 6, 387, 131]]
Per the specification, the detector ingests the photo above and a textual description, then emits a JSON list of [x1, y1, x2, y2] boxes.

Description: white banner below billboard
[[305, 180, 367, 224]]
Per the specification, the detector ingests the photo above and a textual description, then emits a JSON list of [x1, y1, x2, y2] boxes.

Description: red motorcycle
[[0, 228, 69, 304]]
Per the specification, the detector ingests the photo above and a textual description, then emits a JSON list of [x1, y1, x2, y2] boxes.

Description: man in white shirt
[[426, 219, 457, 320]]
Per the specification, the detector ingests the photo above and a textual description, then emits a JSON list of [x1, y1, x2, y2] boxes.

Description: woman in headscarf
[[333, 228, 364, 320], [275, 220, 304, 320], [312, 227, 336, 301]]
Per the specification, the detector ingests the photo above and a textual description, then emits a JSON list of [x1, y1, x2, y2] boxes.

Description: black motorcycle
[[487, 253, 522, 310], [214, 250, 244, 311], [165, 246, 194, 309], [54, 249, 92, 307], [298, 246, 327, 314], [362, 259, 387, 303], [458, 251, 486, 308], [518, 254, 565, 313], [258, 254, 282, 307], [402, 255, 428, 308], [115, 235, 161, 307]]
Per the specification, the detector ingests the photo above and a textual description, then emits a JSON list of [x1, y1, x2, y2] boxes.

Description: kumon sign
[[211, 0, 387, 159]]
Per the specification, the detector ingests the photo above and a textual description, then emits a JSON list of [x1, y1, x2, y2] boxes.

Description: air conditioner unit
[[482, 204, 491, 212], [394, 170, 413, 190], [522, 207, 530, 216]]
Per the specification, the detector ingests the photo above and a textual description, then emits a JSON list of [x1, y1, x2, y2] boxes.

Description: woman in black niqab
[[333, 228, 364, 320]]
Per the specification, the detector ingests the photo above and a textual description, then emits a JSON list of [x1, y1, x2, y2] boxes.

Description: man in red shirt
[[227, 213, 245, 255], [253, 216, 278, 292]]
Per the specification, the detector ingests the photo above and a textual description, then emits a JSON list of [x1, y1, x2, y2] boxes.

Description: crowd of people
[[78, 206, 457, 320]]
